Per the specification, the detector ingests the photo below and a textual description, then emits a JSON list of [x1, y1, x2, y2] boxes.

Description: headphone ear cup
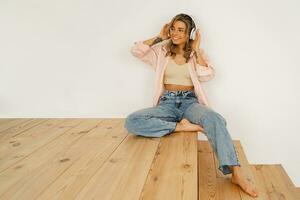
[[190, 27, 196, 40]]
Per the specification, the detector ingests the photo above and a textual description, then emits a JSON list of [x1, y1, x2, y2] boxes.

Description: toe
[[180, 118, 190, 124], [250, 188, 258, 197]]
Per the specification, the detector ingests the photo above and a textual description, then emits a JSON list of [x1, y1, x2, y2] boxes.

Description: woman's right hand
[[159, 23, 171, 40]]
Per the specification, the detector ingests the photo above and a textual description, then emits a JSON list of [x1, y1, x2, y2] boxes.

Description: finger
[[195, 31, 200, 41], [196, 29, 201, 37], [196, 30, 201, 41]]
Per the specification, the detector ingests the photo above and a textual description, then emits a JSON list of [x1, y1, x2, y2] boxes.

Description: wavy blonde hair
[[164, 13, 196, 63]]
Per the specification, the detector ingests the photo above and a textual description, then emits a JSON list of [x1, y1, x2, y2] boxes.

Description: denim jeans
[[125, 90, 240, 175]]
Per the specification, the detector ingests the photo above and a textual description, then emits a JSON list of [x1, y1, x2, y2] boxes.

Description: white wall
[[1, 0, 299, 186]]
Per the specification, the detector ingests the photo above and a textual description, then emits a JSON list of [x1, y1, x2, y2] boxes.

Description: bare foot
[[175, 118, 205, 132], [179, 118, 190, 124], [231, 167, 259, 197]]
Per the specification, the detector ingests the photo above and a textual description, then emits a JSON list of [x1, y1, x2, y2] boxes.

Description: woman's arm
[[143, 36, 164, 46], [194, 49, 215, 82], [130, 23, 170, 70], [195, 49, 208, 67], [130, 36, 164, 70], [190, 29, 215, 82]]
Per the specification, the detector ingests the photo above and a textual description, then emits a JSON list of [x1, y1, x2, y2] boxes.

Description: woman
[[125, 13, 258, 197]]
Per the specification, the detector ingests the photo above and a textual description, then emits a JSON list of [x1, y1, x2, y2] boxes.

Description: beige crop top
[[163, 59, 193, 86]]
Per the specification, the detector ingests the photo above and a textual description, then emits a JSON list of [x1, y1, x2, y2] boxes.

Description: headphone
[[168, 14, 197, 40]]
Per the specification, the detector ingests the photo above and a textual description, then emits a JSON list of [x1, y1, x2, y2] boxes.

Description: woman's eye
[[170, 28, 184, 33]]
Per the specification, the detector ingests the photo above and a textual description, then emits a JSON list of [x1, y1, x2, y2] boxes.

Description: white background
[[1, 0, 299, 186]]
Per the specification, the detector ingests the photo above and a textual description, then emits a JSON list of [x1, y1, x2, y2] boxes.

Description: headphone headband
[[182, 14, 197, 40], [180, 14, 196, 29]]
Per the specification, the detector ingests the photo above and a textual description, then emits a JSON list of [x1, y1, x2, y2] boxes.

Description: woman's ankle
[[230, 165, 242, 176]]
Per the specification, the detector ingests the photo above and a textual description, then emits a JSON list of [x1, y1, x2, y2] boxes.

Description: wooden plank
[[254, 164, 298, 200], [213, 141, 241, 178], [272, 165, 299, 199], [0, 119, 32, 132], [296, 188, 300, 200], [217, 177, 241, 200], [234, 142, 266, 200], [0, 119, 49, 142], [0, 119, 75, 172], [248, 165, 270, 200], [268, 165, 298, 199], [198, 141, 241, 200], [198, 140, 214, 153], [0, 119, 104, 199], [0, 119, 15, 125], [138, 132, 198, 200], [275, 164, 295, 187], [73, 125, 161, 200], [198, 141, 218, 200], [0, 119, 123, 199], [212, 141, 266, 199], [36, 119, 127, 200], [0, 119, 86, 199]]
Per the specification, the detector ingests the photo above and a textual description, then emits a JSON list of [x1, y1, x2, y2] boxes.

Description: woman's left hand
[[191, 29, 201, 51]]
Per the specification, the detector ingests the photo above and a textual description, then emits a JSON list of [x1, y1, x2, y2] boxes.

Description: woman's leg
[[182, 102, 240, 175], [182, 102, 259, 197], [125, 105, 180, 137]]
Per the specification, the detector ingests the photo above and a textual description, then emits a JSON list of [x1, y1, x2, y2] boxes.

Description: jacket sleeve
[[195, 49, 215, 82], [130, 41, 160, 71]]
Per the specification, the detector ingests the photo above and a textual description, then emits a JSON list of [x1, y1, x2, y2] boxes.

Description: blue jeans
[[125, 90, 240, 175]]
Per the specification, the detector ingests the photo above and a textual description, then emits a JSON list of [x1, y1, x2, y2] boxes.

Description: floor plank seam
[[71, 120, 128, 199], [0, 119, 34, 133], [11, 119, 51, 138], [137, 138, 162, 200], [0, 119, 73, 173]]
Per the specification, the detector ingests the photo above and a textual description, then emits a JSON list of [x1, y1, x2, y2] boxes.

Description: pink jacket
[[130, 39, 215, 108]]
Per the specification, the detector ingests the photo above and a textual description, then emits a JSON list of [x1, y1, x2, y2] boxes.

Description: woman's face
[[170, 20, 189, 45]]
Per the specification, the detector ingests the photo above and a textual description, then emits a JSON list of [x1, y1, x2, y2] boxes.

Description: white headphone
[[188, 14, 198, 40], [168, 14, 199, 41]]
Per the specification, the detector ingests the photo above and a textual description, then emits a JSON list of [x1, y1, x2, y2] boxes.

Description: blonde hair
[[164, 13, 197, 63]]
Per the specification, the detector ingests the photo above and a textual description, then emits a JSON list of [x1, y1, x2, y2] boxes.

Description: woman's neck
[[175, 44, 185, 55]]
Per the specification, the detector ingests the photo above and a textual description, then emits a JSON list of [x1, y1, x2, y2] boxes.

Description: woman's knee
[[204, 111, 227, 126], [125, 111, 148, 131], [125, 113, 138, 129]]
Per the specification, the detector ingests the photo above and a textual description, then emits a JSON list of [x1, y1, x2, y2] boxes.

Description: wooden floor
[[0, 118, 299, 200]]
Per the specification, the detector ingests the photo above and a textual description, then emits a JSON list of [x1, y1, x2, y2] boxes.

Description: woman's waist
[[162, 89, 196, 98], [164, 84, 194, 91]]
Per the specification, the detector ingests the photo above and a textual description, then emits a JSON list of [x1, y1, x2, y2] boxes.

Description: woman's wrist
[[194, 49, 201, 58], [159, 34, 171, 40], [150, 36, 164, 46], [194, 49, 208, 67]]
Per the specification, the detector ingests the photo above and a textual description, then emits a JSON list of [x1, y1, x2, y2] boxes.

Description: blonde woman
[[125, 13, 258, 197]]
